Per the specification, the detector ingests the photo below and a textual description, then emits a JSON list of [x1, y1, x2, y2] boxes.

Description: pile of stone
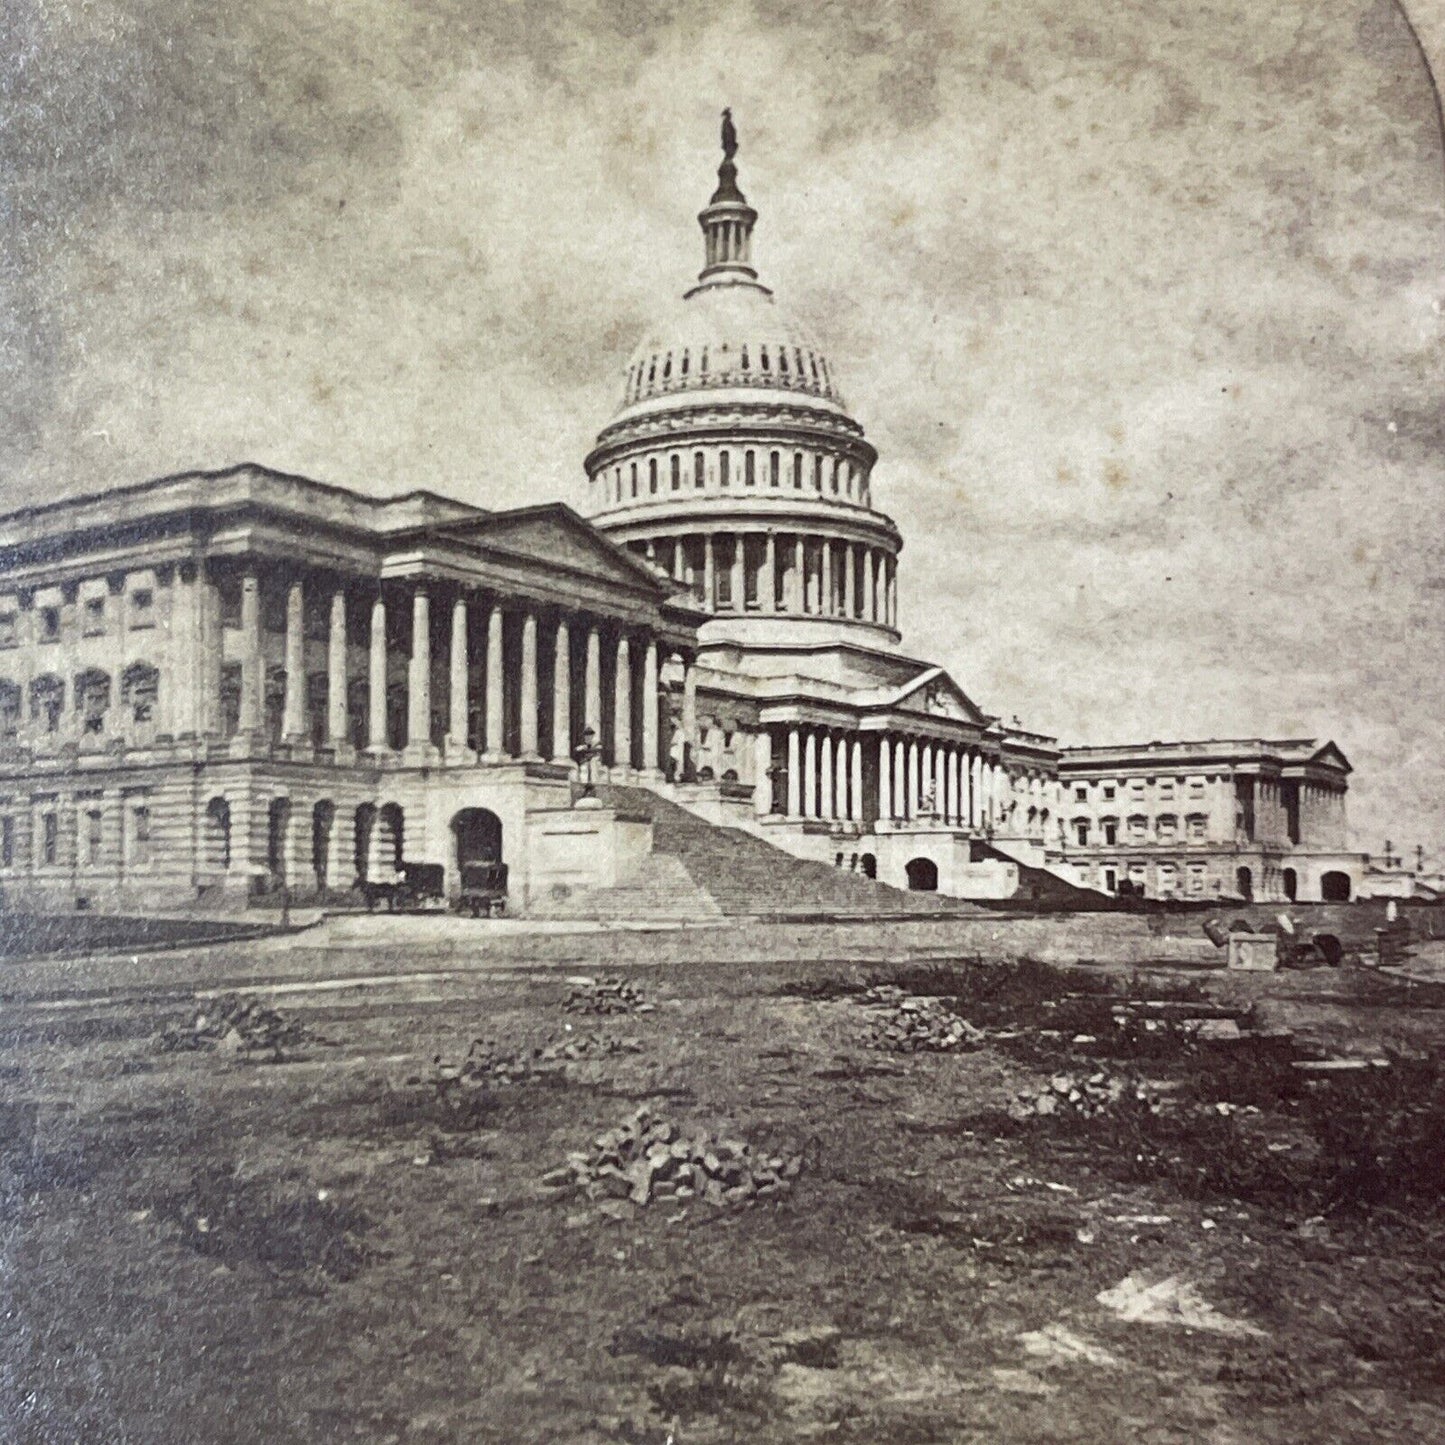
[[541, 1106, 802, 1208], [1009, 1071, 1161, 1122], [563, 976, 655, 1016], [860, 984, 985, 1053], [158, 993, 315, 1058], [426, 1032, 645, 1090]]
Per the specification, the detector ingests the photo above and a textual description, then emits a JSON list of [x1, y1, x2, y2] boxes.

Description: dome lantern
[[690, 109, 768, 296]]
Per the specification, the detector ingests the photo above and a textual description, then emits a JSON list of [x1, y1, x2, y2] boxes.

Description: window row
[[1072, 813, 1212, 847], [0, 665, 160, 741], [0, 802, 153, 870], [603, 447, 868, 505], [624, 342, 832, 402], [0, 589, 156, 648], [1071, 777, 1209, 804]]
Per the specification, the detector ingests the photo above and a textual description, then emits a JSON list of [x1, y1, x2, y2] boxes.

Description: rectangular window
[[1187, 814, 1208, 841], [770, 451, 780, 487], [745, 450, 755, 486], [40, 607, 61, 643], [670, 455, 680, 490], [83, 597, 106, 635], [1074, 820, 1089, 846], [129, 589, 154, 629], [1074, 785, 1087, 802], [85, 809, 102, 866], [1103, 819, 1118, 845], [0, 816, 12, 868], [1102, 785, 1115, 800], [0, 613, 16, 647], [130, 806, 152, 867], [1104, 868, 1117, 893], [1158, 781, 1175, 800], [42, 812, 58, 866], [719, 452, 730, 487]]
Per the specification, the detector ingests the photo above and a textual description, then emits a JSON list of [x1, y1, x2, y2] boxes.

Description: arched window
[[694, 451, 705, 488], [680, 350, 689, 377], [74, 669, 111, 735], [121, 662, 159, 726], [795, 347, 805, 375], [613, 467, 621, 503], [0, 680, 19, 743], [793, 453, 803, 488], [630, 462, 638, 498], [670, 454, 680, 490], [760, 345, 770, 372], [779, 347, 789, 375], [740, 345, 750, 371], [813, 455, 823, 490], [810, 353, 820, 381], [770, 451, 780, 486], [647, 357, 656, 385], [831, 458, 840, 493], [649, 458, 658, 494], [662, 354, 671, 380], [719, 451, 730, 487], [700, 347, 708, 374], [745, 450, 755, 486]]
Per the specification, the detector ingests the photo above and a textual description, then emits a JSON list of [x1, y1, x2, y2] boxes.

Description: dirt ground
[[3, 916, 1445, 1443]]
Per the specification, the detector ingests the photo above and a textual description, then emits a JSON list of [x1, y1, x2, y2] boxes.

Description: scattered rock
[[1009, 1071, 1159, 1122], [414, 1031, 646, 1096], [563, 977, 655, 1016], [1096, 1273, 1268, 1338], [1018, 1323, 1119, 1368], [157, 994, 319, 1059], [543, 1106, 802, 1210], [859, 985, 985, 1054]]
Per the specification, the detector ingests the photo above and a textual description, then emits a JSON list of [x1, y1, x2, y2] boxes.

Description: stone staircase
[[534, 786, 984, 922]]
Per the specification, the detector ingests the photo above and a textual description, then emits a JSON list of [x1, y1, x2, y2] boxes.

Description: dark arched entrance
[[453, 808, 503, 868], [1282, 867, 1298, 902], [905, 857, 938, 892], [1321, 870, 1352, 902], [1235, 866, 1253, 901], [353, 803, 376, 883], [859, 853, 877, 880], [266, 798, 291, 890]]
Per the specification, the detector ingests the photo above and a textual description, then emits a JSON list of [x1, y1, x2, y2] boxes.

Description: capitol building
[[0, 125, 1366, 913]]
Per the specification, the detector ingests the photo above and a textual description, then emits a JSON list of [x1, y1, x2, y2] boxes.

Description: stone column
[[895, 738, 908, 820], [584, 624, 603, 746], [239, 572, 262, 736], [878, 736, 892, 820], [835, 736, 849, 821], [703, 536, 716, 611], [681, 655, 697, 779], [481, 605, 505, 758], [887, 558, 898, 627], [850, 738, 863, 822], [787, 727, 801, 817], [447, 595, 469, 756], [407, 589, 431, 751], [803, 730, 818, 818], [821, 539, 833, 616], [819, 733, 834, 819], [642, 637, 660, 775], [755, 730, 772, 816], [864, 550, 876, 622], [936, 748, 948, 823], [763, 532, 777, 612], [519, 609, 539, 758], [552, 617, 571, 762], [327, 589, 348, 745], [730, 535, 744, 611], [282, 580, 305, 741], [908, 738, 921, 818], [843, 543, 855, 618], [792, 536, 804, 612], [367, 595, 387, 750], [613, 634, 632, 770]]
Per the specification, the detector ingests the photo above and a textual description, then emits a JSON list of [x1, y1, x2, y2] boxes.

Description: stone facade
[[0, 468, 703, 913], [1056, 739, 1362, 903]]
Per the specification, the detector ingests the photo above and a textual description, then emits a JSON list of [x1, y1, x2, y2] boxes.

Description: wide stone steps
[[535, 786, 981, 921]]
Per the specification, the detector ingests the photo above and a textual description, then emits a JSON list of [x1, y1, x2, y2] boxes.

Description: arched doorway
[[266, 798, 291, 889], [905, 857, 938, 892], [377, 803, 405, 872], [204, 798, 231, 871], [1235, 866, 1253, 901], [353, 803, 377, 883], [1321, 870, 1352, 902], [859, 853, 877, 880], [1282, 867, 1298, 902], [452, 808, 503, 868]]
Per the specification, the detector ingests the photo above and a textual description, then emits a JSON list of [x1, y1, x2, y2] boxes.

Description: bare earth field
[[3, 914, 1445, 1443]]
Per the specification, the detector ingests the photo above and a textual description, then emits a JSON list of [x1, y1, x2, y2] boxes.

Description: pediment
[[886, 667, 991, 727], [1307, 740, 1352, 774], [437, 504, 666, 592]]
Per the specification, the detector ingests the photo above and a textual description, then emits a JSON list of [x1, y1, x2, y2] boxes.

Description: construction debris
[[157, 993, 317, 1058], [422, 1032, 645, 1091], [1097, 1273, 1268, 1339], [1009, 1071, 1161, 1122], [859, 985, 985, 1053], [563, 976, 656, 1016], [541, 1106, 802, 1208]]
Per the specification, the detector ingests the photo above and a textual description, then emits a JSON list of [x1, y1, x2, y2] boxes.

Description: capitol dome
[[583, 117, 902, 651]]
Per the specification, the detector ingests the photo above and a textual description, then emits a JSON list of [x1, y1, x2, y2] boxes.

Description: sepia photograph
[[2, 0, 1444, 1439]]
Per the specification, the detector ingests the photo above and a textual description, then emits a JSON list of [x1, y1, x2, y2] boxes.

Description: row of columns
[[637, 533, 897, 627], [234, 573, 686, 774]]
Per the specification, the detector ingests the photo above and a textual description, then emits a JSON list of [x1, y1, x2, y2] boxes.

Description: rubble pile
[[541, 1106, 802, 1208], [1009, 1071, 1162, 1122], [425, 1032, 645, 1091], [860, 984, 985, 1053], [158, 993, 316, 1057], [563, 976, 656, 1016]]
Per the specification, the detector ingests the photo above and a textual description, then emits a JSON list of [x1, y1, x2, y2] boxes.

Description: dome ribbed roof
[[619, 280, 845, 413]]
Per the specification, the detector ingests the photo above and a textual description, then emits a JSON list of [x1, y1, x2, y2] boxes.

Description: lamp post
[[572, 725, 602, 803]]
